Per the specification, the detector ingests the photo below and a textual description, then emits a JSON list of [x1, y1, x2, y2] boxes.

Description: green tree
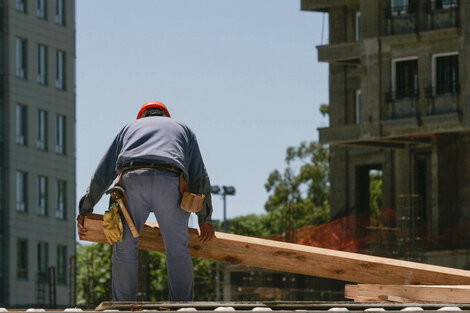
[[228, 214, 271, 237], [369, 170, 383, 227], [76, 243, 112, 308], [77, 244, 217, 303], [193, 258, 217, 300], [264, 141, 330, 233]]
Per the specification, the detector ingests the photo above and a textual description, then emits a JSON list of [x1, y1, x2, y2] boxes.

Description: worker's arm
[[187, 132, 214, 225], [79, 131, 123, 216]]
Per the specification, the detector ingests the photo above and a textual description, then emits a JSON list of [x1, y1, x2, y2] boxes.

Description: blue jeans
[[112, 169, 193, 301]]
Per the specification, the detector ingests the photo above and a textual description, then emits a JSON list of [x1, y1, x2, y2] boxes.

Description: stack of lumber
[[82, 213, 470, 286], [345, 284, 470, 303]]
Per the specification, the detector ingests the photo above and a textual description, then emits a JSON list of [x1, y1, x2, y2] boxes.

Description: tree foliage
[[228, 214, 271, 237], [223, 140, 330, 237], [369, 170, 383, 227], [76, 243, 112, 308], [76, 244, 217, 304], [263, 141, 330, 233]]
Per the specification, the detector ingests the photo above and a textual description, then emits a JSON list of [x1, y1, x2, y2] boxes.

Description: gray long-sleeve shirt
[[80, 116, 213, 223]]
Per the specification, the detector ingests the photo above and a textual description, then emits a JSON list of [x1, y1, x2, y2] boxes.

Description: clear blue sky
[[76, 0, 329, 226]]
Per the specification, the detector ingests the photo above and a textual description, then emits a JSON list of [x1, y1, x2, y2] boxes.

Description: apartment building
[[302, 0, 470, 266], [0, 0, 76, 307]]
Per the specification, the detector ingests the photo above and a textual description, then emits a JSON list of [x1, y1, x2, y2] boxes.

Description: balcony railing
[[386, 88, 420, 102], [385, 89, 419, 119], [426, 0, 458, 11], [384, 1, 418, 35], [425, 84, 459, 115], [425, 0, 459, 30], [425, 83, 460, 98]]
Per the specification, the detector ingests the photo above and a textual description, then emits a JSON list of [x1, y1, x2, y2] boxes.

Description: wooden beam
[[345, 284, 470, 303], [83, 213, 470, 285]]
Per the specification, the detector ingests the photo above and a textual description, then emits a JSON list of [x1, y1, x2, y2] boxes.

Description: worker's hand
[[198, 222, 215, 242], [77, 214, 87, 240]]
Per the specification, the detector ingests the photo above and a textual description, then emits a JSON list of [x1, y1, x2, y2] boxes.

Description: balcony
[[425, 84, 460, 115], [384, 0, 418, 36], [425, 0, 459, 30], [301, 0, 356, 12], [385, 89, 420, 120], [317, 41, 360, 65]]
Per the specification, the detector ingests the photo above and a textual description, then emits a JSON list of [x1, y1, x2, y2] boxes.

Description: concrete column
[[329, 146, 349, 219], [431, 137, 439, 237]]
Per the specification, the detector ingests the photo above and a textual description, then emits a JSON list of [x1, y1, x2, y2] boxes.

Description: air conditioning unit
[[37, 140, 46, 150], [55, 80, 64, 89], [55, 15, 63, 24], [16, 2, 25, 11], [37, 74, 46, 84], [36, 8, 45, 18], [16, 68, 25, 78]]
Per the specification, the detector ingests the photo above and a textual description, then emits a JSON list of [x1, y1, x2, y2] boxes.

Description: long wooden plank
[[83, 213, 470, 285], [345, 284, 470, 303]]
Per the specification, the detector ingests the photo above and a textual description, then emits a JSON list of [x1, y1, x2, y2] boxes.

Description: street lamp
[[211, 185, 236, 232], [210, 184, 236, 301]]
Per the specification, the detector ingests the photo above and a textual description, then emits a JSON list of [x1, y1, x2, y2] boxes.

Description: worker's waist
[[120, 161, 181, 175]]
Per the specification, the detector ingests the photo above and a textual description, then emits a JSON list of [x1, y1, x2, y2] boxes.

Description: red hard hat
[[137, 101, 171, 119]]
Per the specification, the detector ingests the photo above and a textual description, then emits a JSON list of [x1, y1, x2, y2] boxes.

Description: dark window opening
[[395, 59, 418, 100], [57, 245, 67, 284], [17, 239, 28, 279], [37, 242, 48, 283], [436, 54, 459, 95]]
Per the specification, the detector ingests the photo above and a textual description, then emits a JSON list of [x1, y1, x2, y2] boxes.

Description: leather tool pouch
[[179, 173, 205, 213]]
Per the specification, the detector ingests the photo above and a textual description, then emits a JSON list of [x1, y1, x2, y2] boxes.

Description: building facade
[[1, 0, 76, 307], [302, 0, 470, 266]]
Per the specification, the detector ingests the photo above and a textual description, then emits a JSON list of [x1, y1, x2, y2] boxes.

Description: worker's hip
[[119, 161, 181, 176]]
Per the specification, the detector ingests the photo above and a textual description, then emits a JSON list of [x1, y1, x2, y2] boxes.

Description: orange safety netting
[[269, 207, 470, 253]]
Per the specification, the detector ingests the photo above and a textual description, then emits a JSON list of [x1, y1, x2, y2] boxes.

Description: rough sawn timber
[[345, 284, 470, 303], [83, 213, 470, 285]]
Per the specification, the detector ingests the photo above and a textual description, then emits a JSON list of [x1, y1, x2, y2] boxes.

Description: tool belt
[[120, 162, 205, 214], [105, 172, 140, 240], [120, 161, 181, 175]]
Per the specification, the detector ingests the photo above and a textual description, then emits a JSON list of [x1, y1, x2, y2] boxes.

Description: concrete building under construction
[[301, 0, 470, 266]]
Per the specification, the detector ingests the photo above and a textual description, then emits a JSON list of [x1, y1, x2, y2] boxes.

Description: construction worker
[[77, 101, 215, 301]]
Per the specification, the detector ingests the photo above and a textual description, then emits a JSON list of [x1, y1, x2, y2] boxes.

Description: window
[[56, 180, 66, 219], [37, 0, 47, 19], [355, 12, 361, 41], [16, 38, 27, 79], [37, 45, 47, 85], [37, 176, 48, 216], [55, 0, 65, 25], [16, 171, 27, 212], [37, 110, 48, 150], [16, 104, 27, 145], [392, 57, 418, 100], [56, 115, 66, 154], [37, 242, 48, 283], [435, 0, 457, 10], [355, 90, 362, 124], [17, 239, 28, 279], [56, 50, 65, 90], [432, 53, 458, 96], [391, 0, 411, 15], [16, 0, 27, 12], [57, 245, 67, 284]]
